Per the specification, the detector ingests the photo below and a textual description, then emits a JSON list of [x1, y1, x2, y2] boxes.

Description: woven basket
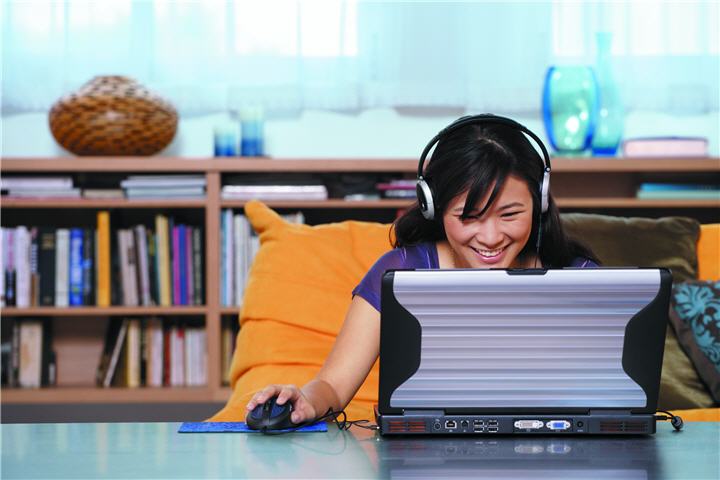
[[49, 76, 178, 156]]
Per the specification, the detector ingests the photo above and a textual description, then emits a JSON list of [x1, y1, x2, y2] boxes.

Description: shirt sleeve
[[352, 248, 414, 312], [571, 257, 599, 268]]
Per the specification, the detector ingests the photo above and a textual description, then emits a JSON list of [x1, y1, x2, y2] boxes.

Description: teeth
[[473, 247, 504, 257]]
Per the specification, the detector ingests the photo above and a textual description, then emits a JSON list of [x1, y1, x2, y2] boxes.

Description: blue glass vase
[[542, 66, 598, 155], [591, 32, 624, 156]]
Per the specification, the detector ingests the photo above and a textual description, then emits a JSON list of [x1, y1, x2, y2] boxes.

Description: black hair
[[392, 120, 599, 268]]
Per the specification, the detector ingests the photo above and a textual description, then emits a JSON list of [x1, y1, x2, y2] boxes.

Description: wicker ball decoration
[[49, 75, 178, 156]]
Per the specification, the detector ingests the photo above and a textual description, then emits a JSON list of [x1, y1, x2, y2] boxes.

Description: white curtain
[[2, 0, 718, 115]]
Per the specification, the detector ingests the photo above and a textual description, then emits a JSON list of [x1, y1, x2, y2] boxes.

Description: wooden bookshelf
[[1, 156, 718, 408]]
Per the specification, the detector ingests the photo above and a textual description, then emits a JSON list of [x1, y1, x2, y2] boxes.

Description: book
[[120, 175, 206, 188], [124, 187, 205, 199], [4, 188, 81, 198], [220, 185, 328, 200], [0, 176, 73, 190], [102, 319, 129, 388], [172, 226, 181, 306], [155, 214, 171, 306], [146, 317, 164, 387], [29, 228, 39, 306], [96, 212, 111, 307], [185, 226, 193, 306], [126, 319, 141, 388], [54, 229, 70, 307], [636, 183, 720, 200], [192, 228, 203, 305], [82, 189, 124, 199], [134, 225, 152, 307], [68, 228, 84, 306], [14, 226, 31, 308], [622, 137, 708, 157], [18, 320, 43, 388], [38, 228, 56, 306]]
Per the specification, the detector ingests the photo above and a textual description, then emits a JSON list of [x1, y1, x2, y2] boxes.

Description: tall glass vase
[[591, 32, 624, 156], [542, 66, 598, 155]]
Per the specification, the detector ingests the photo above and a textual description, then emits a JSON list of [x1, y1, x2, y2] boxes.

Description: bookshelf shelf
[[1, 156, 718, 412], [2, 386, 213, 404], [1, 306, 208, 317], [1, 199, 207, 209]]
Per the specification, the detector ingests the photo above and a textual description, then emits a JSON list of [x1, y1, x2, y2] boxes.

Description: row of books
[[636, 183, 720, 200], [1, 319, 55, 388], [0, 213, 203, 308], [0, 175, 207, 199], [221, 319, 241, 385], [219, 209, 304, 306], [97, 318, 207, 388]]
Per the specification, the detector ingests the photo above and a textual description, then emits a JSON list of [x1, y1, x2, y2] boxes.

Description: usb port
[[488, 426, 499, 433], [473, 420, 485, 426], [488, 420, 498, 426], [445, 420, 457, 429], [473, 426, 484, 432]]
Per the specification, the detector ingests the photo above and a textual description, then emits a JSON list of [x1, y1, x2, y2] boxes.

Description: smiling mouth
[[470, 246, 506, 258]]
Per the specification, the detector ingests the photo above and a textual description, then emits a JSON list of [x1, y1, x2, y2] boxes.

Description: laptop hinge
[[402, 410, 444, 417], [588, 409, 633, 415]]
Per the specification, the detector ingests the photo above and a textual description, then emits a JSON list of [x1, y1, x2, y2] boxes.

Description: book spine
[[103, 319, 128, 388], [54, 229, 70, 307], [4, 229, 15, 307], [38, 228, 56, 306], [126, 319, 141, 388], [0, 228, 5, 308], [172, 226, 181, 306], [118, 230, 130, 306], [135, 225, 151, 307], [29, 227, 39, 306], [14, 226, 31, 308], [18, 320, 43, 388], [82, 229, 94, 305], [147, 230, 158, 305], [155, 215, 171, 307], [178, 225, 187, 306], [96, 211, 111, 307], [41, 318, 53, 386], [220, 211, 227, 306], [68, 228, 84, 306], [126, 230, 139, 307], [192, 228, 202, 305], [185, 226, 193, 306], [233, 215, 243, 306]]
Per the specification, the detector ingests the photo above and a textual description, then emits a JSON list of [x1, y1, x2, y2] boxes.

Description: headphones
[[416, 114, 552, 221]]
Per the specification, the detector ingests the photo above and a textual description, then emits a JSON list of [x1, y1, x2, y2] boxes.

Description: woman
[[246, 115, 599, 425]]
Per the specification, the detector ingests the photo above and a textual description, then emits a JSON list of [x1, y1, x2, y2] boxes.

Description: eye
[[501, 211, 521, 218], [457, 215, 479, 222]]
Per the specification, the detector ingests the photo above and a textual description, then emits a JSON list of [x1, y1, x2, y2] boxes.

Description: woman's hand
[[246, 384, 317, 424]]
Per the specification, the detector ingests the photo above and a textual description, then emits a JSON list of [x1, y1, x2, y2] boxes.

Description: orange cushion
[[673, 407, 720, 422], [697, 224, 719, 281], [209, 201, 392, 422]]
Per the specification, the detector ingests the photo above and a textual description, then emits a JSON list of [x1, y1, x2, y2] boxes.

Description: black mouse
[[246, 396, 296, 431]]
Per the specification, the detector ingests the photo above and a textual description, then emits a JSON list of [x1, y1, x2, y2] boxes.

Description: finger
[[246, 385, 279, 410], [275, 385, 299, 406]]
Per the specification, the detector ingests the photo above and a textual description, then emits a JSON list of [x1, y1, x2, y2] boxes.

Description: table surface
[[2, 422, 718, 479]]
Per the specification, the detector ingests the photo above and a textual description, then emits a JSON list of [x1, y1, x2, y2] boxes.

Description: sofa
[[210, 200, 720, 423]]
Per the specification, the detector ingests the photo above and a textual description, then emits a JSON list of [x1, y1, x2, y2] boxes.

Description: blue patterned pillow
[[669, 280, 720, 403]]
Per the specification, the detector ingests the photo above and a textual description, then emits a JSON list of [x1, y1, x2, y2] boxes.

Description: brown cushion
[[668, 280, 720, 404], [560, 214, 700, 282]]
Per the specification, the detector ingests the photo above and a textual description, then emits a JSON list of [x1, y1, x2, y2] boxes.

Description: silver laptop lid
[[379, 268, 670, 413]]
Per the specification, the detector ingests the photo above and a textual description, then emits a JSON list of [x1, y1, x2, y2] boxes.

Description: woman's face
[[442, 174, 535, 268]]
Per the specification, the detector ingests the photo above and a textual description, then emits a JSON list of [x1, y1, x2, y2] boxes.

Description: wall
[[2, 109, 718, 158]]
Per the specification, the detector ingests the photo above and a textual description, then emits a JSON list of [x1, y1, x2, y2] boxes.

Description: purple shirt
[[352, 242, 598, 312]]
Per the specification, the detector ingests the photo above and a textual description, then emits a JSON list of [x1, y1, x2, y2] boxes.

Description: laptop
[[375, 267, 672, 435]]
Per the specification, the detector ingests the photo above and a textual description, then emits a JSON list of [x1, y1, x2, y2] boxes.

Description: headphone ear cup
[[540, 169, 550, 214], [416, 179, 435, 220]]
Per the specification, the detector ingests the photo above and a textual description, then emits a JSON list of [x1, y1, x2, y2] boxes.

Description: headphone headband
[[417, 114, 552, 180]]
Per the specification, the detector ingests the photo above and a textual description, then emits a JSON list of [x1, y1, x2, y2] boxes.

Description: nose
[[474, 219, 504, 248]]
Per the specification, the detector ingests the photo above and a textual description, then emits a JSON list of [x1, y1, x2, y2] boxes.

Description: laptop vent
[[390, 269, 660, 409], [599, 420, 648, 433], [387, 420, 427, 434]]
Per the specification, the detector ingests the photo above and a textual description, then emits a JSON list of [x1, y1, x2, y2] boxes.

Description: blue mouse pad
[[178, 421, 328, 433]]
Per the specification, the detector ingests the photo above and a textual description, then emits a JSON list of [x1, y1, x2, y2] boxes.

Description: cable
[[655, 410, 684, 431], [259, 408, 379, 435]]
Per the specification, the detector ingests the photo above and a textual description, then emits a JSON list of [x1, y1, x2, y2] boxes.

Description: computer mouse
[[245, 396, 296, 431]]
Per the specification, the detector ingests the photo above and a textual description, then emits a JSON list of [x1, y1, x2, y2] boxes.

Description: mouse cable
[[260, 408, 378, 435], [654, 410, 684, 431]]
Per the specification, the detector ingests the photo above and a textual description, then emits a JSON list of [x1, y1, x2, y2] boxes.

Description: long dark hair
[[392, 120, 599, 267]]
